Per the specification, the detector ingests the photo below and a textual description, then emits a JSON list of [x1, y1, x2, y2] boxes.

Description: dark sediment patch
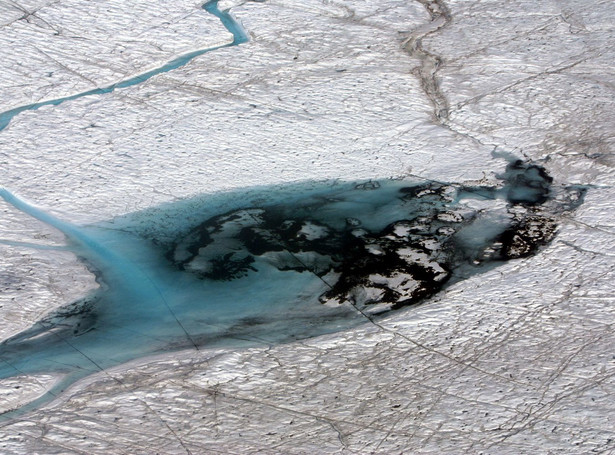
[[167, 159, 586, 313]]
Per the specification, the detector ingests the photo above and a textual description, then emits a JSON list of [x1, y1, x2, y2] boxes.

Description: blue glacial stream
[[0, 159, 586, 418], [0, 0, 248, 131]]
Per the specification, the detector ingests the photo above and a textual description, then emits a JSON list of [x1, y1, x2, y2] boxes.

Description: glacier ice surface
[[0, 0, 614, 452]]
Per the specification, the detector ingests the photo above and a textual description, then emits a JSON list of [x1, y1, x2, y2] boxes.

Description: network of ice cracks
[[0, 0, 614, 453]]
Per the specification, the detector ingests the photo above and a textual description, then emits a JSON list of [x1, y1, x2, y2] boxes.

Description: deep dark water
[[0, 159, 586, 417]]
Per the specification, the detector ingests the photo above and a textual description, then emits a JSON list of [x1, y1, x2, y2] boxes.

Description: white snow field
[[1, 0, 614, 453]]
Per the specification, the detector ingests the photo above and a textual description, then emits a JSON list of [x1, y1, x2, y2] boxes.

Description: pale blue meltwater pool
[[0, 159, 586, 418]]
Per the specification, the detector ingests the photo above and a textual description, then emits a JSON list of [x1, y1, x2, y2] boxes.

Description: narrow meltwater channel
[[0, 0, 248, 131], [0, 161, 587, 419]]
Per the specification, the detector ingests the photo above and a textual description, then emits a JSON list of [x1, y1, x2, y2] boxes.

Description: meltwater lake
[[0, 159, 585, 417]]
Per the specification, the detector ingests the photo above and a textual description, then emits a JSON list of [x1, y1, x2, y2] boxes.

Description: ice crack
[[404, 0, 452, 124]]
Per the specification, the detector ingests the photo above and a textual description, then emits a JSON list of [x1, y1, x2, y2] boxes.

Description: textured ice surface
[[0, 0, 234, 111], [0, 0, 614, 452], [0, 0, 247, 131]]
